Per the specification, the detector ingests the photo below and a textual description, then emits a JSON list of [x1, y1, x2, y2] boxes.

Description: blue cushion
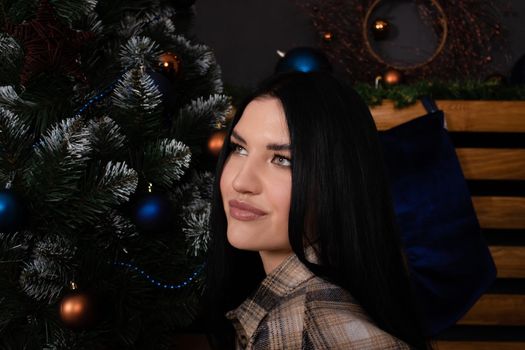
[[378, 110, 497, 336]]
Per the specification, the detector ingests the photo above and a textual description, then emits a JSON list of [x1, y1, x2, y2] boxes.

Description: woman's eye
[[273, 155, 292, 167], [230, 141, 292, 167], [230, 142, 247, 155]]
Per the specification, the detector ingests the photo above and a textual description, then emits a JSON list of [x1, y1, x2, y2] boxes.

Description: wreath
[[293, 0, 510, 83]]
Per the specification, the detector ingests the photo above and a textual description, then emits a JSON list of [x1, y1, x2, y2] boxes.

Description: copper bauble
[[158, 52, 181, 80], [383, 68, 402, 86], [322, 31, 333, 42], [372, 19, 390, 40], [208, 130, 227, 156], [59, 292, 96, 329]]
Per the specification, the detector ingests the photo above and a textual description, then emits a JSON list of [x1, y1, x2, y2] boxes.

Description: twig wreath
[[293, 0, 510, 83]]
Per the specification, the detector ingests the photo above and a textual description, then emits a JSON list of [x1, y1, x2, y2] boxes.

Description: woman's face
[[220, 97, 293, 266]]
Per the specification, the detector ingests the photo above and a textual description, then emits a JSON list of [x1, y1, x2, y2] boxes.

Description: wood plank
[[490, 246, 525, 278], [434, 341, 525, 350], [456, 148, 525, 180], [371, 100, 427, 130], [472, 197, 525, 229], [371, 100, 525, 132], [458, 294, 525, 326]]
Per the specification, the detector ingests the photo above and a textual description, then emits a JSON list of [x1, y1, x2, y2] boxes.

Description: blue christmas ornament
[[275, 47, 333, 74], [132, 193, 172, 232], [0, 189, 26, 233]]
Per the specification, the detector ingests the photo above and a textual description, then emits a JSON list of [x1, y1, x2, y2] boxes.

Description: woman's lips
[[228, 200, 267, 221]]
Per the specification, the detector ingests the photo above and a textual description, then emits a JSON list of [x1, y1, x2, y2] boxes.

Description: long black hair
[[204, 72, 429, 349]]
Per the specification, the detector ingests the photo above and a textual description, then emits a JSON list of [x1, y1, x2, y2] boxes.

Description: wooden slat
[[472, 197, 525, 229], [490, 246, 525, 278], [434, 341, 525, 350], [371, 100, 427, 130], [456, 148, 525, 180], [371, 100, 525, 132], [458, 294, 525, 326]]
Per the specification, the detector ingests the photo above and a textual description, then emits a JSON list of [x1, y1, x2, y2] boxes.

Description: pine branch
[[14, 74, 79, 136], [0, 85, 35, 110], [0, 33, 23, 84], [178, 171, 213, 257], [86, 116, 127, 160], [50, 0, 97, 24], [142, 138, 191, 188], [97, 161, 138, 204], [3, 0, 38, 24], [92, 210, 138, 250], [19, 234, 77, 304], [171, 95, 231, 154], [119, 36, 161, 70], [0, 106, 32, 181], [170, 35, 224, 95], [180, 94, 231, 129], [0, 231, 34, 329], [52, 160, 138, 231], [142, 14, 178, 49], [182, 202, 210, 257], [34, 116, 91, 164], [23, 117, 91, 230], [111, 67, 163, 141], [183, 170, 214, 201]]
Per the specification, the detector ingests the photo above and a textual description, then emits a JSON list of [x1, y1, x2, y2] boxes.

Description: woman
[[205, 72, 429, 349]]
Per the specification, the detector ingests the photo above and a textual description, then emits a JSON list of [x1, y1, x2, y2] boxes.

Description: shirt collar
[[225, 245, 320, 340]]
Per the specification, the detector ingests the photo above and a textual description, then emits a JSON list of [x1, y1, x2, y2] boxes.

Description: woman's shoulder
[[302, 276, 410, 349]]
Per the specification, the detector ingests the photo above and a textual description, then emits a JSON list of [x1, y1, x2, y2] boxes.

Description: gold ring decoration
[[292, 0, 507, 82], [362, 0, 448, 70]]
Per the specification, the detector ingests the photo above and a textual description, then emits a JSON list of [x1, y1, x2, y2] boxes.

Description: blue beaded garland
[[115, 261, 205, 289]]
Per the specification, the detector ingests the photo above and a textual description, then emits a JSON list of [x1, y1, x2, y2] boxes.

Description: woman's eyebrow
[[231, 130, 291, 151]]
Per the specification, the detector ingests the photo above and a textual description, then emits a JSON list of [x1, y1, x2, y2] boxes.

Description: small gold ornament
[[208, 130, 228, 157], [371, 18, 390, 40], [383, 68, 402, 86]]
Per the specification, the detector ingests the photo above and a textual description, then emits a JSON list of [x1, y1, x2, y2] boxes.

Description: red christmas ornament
[[3, 0, 94, 85]]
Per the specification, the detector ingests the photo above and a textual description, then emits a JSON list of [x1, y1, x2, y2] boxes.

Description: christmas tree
[[0, 0, 230, 348]]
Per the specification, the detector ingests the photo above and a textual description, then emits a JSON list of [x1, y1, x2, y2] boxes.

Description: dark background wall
[[187, 0, 525, 88]]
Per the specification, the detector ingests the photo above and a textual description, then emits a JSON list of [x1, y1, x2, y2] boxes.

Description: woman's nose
[[231, 159, 262, 194]]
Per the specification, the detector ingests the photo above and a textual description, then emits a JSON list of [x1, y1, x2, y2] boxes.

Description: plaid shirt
[[225, 248, 409, 349]]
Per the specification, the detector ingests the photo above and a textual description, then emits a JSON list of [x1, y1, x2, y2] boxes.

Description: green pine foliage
[[355, 80, 525, 108], [0, 0, 229, 348]]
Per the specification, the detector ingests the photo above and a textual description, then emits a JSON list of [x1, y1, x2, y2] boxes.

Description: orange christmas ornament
[[158, 52, 181, 80], [322, 31, 333, 42], [383, 68, 402, 86], [371, 18, 390, 40], [59, 290, 96, 329], [208, 130, 227, 156]]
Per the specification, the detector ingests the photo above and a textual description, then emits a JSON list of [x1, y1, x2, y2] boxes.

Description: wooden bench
[[371, 100, 525, 350]]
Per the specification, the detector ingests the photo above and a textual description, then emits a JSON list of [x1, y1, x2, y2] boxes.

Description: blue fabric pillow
[[378, 110, 497, 336]]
